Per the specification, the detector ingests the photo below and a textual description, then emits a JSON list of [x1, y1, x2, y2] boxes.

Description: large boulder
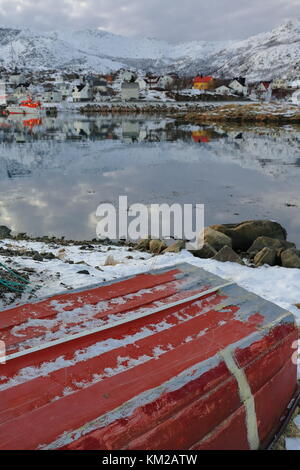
[[212, 246, 243, 265], [254, 247, 277, 267], [200, 227, 232, 251], [248, 236, 295, 257], [210, 220, 287, 251], [0, 226, 11, 239], [281, 248, 300, 269]]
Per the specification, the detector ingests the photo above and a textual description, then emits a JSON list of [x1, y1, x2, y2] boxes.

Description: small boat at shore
[[0, 263, 298, 450], [7, 97, 43, 115]]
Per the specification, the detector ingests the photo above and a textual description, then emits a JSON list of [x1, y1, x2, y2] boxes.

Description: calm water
[[0, 113, 299, 244]]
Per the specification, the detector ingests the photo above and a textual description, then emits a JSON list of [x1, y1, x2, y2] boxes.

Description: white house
[[215, 85, 232, 95], [13, 84, 31, 99], [94, 91, 110, 102], [56, 82, 71, 99], [256, 81, 272, 101], [158, 75, 174, 89], [228, 80, 248, 96], [256, 82, 272, 92], [291, 89, 300, 105], [121, 82, 140, 101], [136, 78, 147, 91], [43, 90, 63, 103], [9, 72, 25, 86], [121, 70, 137, 83], [289, 79, 300, 89], [272, 78, 288, 89], [72, 84, 92, 102]]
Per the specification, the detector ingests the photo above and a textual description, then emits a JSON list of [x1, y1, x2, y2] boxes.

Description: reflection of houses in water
[[191, 128, 226, 143], [75, 119, 117, 140], [122, 120, 140, 143], [73, 120, 93, 137], [192, 130, 210, 143], [121, 119, 169, 143]]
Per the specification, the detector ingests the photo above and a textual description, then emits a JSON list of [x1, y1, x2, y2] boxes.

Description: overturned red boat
[[0, 263, 297, 450]]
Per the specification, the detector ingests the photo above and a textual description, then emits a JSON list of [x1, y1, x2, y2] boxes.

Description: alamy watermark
[[96, 196, 204, 250]]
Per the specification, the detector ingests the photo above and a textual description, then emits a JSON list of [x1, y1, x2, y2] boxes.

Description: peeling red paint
[[0, 264, 297, 450]]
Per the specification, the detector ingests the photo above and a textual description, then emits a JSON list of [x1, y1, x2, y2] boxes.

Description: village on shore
[[0, 67, 300, 112]]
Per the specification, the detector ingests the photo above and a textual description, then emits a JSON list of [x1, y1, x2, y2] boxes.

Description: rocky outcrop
[[131, 220, 300, 269], [210, 220, 287, 251]]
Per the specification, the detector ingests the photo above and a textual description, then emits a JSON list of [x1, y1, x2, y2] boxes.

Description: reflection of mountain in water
[[210, 126, 300, 179], [0, 115, 299, 181]]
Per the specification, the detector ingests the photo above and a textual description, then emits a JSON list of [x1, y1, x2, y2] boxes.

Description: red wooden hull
[[0, 263, 297, 450]]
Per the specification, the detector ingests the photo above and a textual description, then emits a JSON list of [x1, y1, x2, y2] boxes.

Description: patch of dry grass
[[182, 103, 300, 124]]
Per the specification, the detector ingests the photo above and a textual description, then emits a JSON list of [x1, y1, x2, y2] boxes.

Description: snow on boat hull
[[0, 263, 297, 450]]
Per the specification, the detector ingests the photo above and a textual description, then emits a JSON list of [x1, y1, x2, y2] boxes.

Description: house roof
[[194, 76, 213, 83], [261, 81, 272, 89], [121, 82, 139, 89], [74, 84, 87, 92]]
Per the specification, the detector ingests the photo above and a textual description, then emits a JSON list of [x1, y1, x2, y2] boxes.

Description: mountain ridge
[[0, 19, 299, 80]]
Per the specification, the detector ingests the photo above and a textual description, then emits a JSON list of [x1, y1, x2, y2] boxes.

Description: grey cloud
[[0, 0, 298, 42]]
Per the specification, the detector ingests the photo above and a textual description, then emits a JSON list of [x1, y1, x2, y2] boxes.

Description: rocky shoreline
[[1, 219, 300, 270], [79, 102, 210, 115], [78, 102, 300, 124], [113, 220, 300, 270]]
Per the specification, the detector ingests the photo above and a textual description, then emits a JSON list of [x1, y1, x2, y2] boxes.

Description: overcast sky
[[0, 0, 299, 42]]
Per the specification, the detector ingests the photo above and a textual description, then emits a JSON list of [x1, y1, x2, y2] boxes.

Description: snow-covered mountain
[[206, 19, 300, 81], [0, 19, 299, 80]]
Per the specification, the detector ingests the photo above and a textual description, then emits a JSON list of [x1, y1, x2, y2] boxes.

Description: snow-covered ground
[[1, 238, 300, 322]]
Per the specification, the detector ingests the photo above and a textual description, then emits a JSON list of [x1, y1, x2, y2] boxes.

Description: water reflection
[[0, 113, 299, 243]]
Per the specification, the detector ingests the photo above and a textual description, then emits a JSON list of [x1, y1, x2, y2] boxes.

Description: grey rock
[[281, 248, 300, 269], [0, 226, 11, 239], [212, 246, 243, 264], [134, 237, 151, 251], [254, 247, 277, 267], [248, 236, 295, 256], [192, 243, 217, 259], [77, 270, 90, 275], [163, 240, 185, 253], [43, 252, 56, 260], [202, 227, 232, 251], [33, 253, 43, 262], [149, 239, 167, 254]]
